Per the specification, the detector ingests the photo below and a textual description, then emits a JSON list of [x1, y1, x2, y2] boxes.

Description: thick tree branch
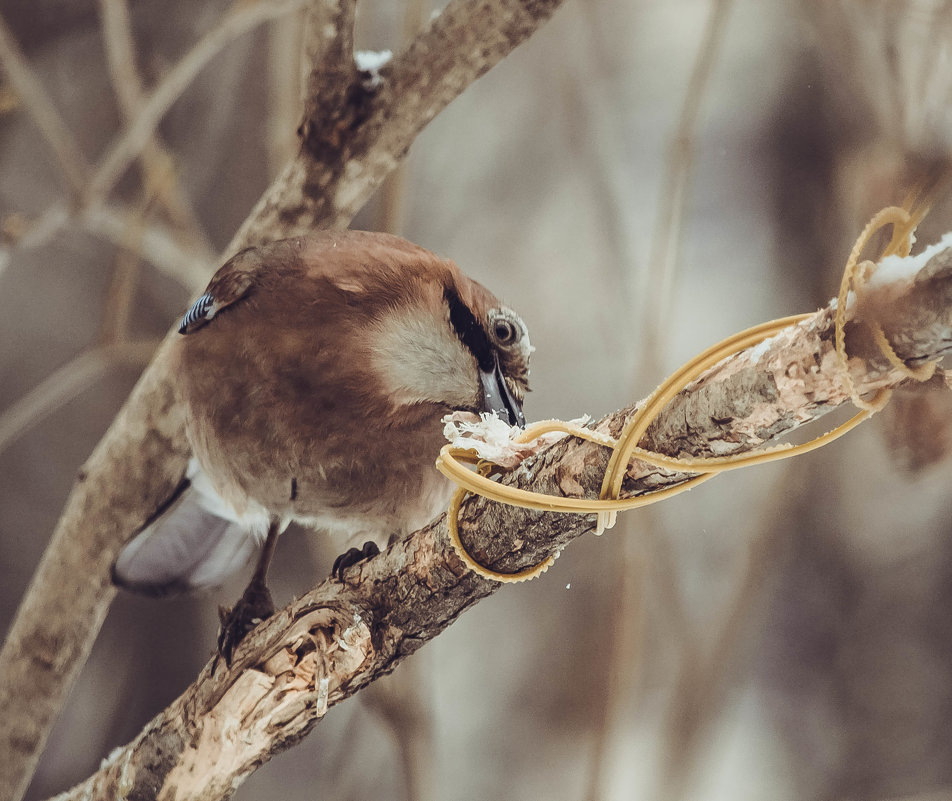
[[233, 0, 565, 243], [48, 241, 952, 800], [0, 1, 566, 799]]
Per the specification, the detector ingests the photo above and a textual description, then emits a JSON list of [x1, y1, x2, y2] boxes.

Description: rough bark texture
[[232, 0, 565, 245], [48, 244, 952, 800], [0, 0, 565, 798]]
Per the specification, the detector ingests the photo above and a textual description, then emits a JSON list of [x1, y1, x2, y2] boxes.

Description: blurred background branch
[[0, 13, 90, 195], [97, 0, 211, 252], [588, 4, 733, 798]]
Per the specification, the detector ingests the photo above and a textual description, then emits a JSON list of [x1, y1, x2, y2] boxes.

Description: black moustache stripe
[[444, 287, 495, 372]]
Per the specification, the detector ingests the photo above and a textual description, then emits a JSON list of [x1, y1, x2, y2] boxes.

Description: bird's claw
[[215, 580, 275, 667], [332, 540, 380, 580]]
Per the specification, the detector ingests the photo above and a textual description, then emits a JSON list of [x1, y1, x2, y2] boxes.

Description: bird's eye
[[492, 318, 518, 345]]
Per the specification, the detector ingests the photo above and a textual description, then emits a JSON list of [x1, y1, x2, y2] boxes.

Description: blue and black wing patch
[[177, 246, 264, 335], [178, 293, 217, 334]]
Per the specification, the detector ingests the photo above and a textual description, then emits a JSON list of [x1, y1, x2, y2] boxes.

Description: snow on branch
[[48, 239, 952, 800]]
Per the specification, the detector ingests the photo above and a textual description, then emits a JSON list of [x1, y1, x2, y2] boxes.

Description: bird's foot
[[332, 540, 381, 580], [216, 579, 275, 667]]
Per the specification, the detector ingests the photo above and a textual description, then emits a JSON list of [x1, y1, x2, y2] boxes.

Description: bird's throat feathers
[[369, 288, 481, 410]]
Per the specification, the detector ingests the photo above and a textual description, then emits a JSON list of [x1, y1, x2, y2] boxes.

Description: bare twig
[[98, 190, 156, 345], [86, 0, 310, 206], [46, 245, 952, 800], [0, 1, 567, 798], [0, 202, 212, 289], [0, 342, 160, 456], [640, 0, 733, 375], [82, 203, 215, 290], [0, 202, 71, 257], [97, 0, 212, 249], [0, 13, 90, 195], [97, 0, 142, 115], [99, 244, 140, 344]]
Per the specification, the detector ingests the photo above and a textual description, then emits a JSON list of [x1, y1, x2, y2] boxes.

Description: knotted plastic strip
[[437, 194, 945, 583]]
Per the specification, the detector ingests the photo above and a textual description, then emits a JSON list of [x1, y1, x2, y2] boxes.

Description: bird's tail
[[112, 460, 268, 597]]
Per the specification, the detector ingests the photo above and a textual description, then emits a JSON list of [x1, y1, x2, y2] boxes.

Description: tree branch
[[48, 240, 952, 800], [0, 1, 567, 799], [0, 201, 214, 289], [232, 0, 565, 243], [0, 342, 159, 456], [81, 202, 216, 292]]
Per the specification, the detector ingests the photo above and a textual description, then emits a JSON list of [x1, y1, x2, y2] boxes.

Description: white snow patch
[[868, 231, 952, 290], [355, 50, 392, 88], [355, 49, 392, 71], [100, 745, 126, 769], [746, 333, 779, 363]]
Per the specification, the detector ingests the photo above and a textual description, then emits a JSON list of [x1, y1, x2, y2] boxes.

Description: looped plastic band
[[438, 194, 944, 582]]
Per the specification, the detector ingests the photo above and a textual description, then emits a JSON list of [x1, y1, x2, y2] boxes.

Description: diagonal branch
[[48, 239, 952, 801], [0, 201, 215, 289], [0, 1, 567, 799], [0, 342, 159, 456]]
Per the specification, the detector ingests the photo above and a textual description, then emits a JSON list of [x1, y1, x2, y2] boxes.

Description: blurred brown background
[[3, 0, 952, 799]]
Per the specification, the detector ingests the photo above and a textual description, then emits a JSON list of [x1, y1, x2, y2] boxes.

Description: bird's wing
[[112, 462, 267, 596], [178, 247, 261, 334]]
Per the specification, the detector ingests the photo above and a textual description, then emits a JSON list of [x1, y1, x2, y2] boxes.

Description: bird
[[112, 230, 532, 659]]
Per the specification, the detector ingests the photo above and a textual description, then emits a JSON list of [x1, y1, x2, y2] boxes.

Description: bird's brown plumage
[[114, 230, 531, 602], [187, 230, 528, 538]]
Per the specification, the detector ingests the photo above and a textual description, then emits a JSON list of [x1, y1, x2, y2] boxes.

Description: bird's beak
[[478, 353, 526, 428]]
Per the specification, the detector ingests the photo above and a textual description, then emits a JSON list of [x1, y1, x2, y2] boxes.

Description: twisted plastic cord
[[437, 198, 943, 582]]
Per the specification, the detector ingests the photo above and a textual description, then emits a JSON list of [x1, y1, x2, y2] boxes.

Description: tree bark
[[0, 1, 565, 799], [48, 241, 952, 800]]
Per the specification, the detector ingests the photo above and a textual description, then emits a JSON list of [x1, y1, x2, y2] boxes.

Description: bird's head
[[177, 231, 532, 427], [362, 242, 532, 427]]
